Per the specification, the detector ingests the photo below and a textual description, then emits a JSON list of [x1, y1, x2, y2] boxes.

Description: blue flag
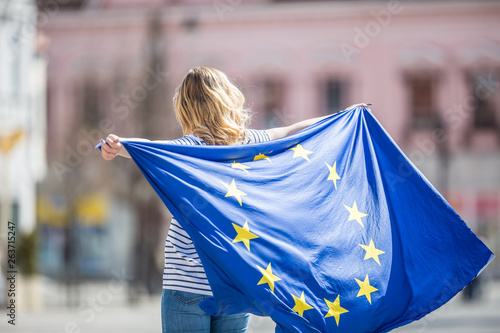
[[106, 107, 494, 332]]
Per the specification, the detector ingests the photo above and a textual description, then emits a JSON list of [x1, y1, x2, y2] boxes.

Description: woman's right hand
[[101, 134, 123, 160]]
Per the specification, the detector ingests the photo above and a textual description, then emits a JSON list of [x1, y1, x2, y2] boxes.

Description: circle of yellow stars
[[217, 143, 386, 327]]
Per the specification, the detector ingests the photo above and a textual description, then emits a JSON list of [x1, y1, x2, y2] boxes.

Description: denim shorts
[[161, 289, 250, 333]]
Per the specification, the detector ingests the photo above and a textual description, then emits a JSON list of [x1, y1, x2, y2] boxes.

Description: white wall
[[0, 0, 47, 233]]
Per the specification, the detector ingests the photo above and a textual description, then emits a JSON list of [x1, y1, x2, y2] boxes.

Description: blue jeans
[[161, 289, 250, 333]]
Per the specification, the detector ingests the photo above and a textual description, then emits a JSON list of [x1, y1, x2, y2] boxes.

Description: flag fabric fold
[[110, 107, 493, 332]]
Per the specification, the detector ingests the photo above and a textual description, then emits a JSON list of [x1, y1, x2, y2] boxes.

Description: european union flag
[[114, 107, 494, 332]]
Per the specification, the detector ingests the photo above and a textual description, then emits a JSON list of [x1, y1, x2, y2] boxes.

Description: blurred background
[[0, 0, 499, 332]]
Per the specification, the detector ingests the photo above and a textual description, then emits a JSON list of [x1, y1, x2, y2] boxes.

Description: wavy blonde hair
[[173, 67, 250, 145]]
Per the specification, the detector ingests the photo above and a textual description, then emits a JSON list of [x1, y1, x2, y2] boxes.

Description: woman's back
[[162, 129, 271, 296]]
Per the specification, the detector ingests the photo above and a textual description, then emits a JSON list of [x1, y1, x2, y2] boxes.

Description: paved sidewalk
[[1, 279, 499, 333]]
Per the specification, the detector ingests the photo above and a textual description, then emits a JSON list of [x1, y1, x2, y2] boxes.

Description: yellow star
[[292, 291, 314, 317], [344, 201, 368, 227], [324, 295, 349, 326], [359, 239, 385, 265], [254, 153, 271, 163], [232, 221, 259, 251], [256, 263, 281, 292], [325, 161, 341, 190], [220, 179, 246, 206], [289, 144, 313, 162], [355, 275, 378, 304], [231, 162, 251, 174]]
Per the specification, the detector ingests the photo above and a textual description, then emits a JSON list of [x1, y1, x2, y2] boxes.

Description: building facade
[[39, 0, 500, 279], [0, 0, 47, 304]]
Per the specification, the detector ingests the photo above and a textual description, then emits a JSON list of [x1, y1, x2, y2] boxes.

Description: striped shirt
[[163, 129, 271, 295]]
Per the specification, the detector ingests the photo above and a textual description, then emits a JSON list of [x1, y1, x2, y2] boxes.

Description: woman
[[101, 66, 367, 332]]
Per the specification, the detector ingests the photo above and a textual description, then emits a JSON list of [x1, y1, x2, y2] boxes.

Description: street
[[1, 279, 499, 333]]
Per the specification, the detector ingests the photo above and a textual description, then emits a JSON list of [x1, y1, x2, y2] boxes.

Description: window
[[80, 79, 102, 128], [259, 79, 285, 128], [466, 71, 499, 130], [405, 73, 439, 128], [324, 78, 348, 115], [37, 0, 87, 10]]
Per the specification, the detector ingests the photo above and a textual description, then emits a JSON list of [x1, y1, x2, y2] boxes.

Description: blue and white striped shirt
[[162, 129, 271, 295]]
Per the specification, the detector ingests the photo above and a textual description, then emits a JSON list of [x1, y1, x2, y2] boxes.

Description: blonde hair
[[173, 67, 250, 145]]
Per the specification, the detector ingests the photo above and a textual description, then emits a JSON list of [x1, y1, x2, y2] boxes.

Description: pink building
[[40, 0, 500, 278]]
